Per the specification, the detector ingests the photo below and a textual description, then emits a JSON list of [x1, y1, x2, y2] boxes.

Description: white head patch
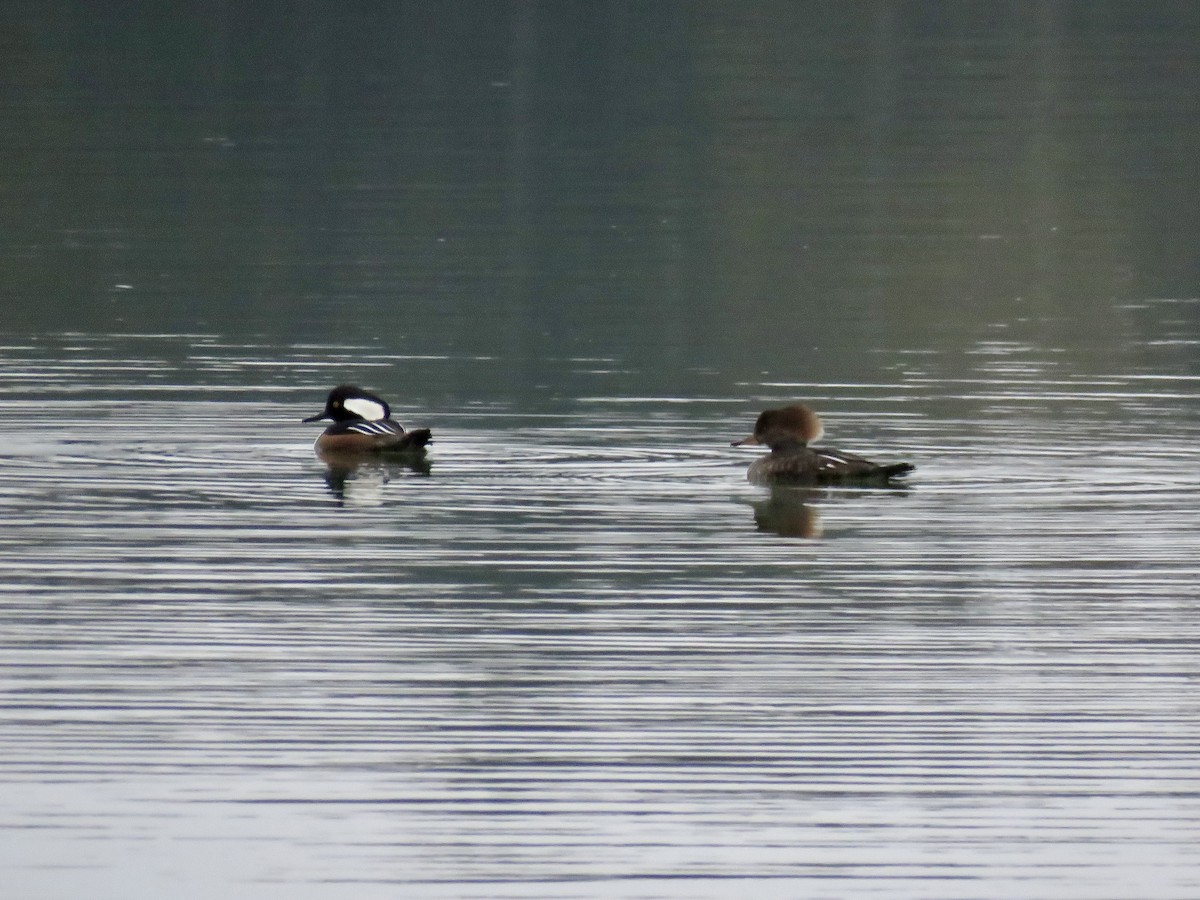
[[344, 397, 387, 421]]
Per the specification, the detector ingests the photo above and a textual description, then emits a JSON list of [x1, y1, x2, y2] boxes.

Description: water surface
[[2, 3, 1200, 898], [2, 328, 1199, 899]]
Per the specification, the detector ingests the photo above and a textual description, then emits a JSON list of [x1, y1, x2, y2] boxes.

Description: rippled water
[[2, 328, 1199, 898], [5, 0, 1200, 892]]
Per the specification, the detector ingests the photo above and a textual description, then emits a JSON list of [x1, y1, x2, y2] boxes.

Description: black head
[[303, 385, 391, 424]]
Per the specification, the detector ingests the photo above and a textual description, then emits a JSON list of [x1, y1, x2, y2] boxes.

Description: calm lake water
[[2, 4, 1200, 899]]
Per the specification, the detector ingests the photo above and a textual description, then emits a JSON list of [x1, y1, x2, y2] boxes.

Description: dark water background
[[2, 3, 1199, 898]]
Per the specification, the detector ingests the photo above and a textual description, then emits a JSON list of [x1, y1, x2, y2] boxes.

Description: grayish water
[[3, 329, 1198, 899], [2, 4, 1200, 898]]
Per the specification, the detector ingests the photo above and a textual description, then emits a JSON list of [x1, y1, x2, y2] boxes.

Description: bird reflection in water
[[749, 486, 825, 538], [316, 447, 431, 506], [748, 484, 910, 539]]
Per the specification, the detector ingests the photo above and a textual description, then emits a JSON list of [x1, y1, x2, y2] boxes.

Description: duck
[[303, 385, 432, 455], [732, 403, 914, 484]]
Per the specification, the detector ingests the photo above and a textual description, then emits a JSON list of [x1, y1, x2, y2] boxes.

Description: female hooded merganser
[[732, 404, 914, 484], [303, 385, 432, 455]]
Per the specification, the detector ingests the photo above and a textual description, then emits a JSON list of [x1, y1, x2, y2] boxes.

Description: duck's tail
[[400, 428, 432, 450], [879, 462, 915, 479]]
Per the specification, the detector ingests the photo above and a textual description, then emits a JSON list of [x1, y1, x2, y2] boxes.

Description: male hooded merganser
[[303, 385, 432, 454], [732, 404, 914, 484]]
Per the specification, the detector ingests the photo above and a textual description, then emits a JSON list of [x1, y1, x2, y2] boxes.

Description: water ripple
[[2, 335, 1200, 898]]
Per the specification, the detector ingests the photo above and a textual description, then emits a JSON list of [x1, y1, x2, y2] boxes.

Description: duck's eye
[[333, 399, 342, 408]]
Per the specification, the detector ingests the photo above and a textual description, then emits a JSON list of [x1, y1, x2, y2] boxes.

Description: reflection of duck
[[303, 385, 432, 455], [732, 404, 914, 484], [750, 487, 824, 538], [748, 483, 910, 538], [318, 453, 431, 505]]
